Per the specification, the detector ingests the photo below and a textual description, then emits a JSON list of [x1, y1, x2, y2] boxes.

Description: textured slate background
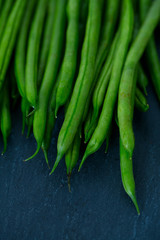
[[0, 84, 160, 239]]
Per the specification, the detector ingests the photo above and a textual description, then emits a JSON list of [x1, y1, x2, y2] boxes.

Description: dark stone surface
[[0, 84, 160, 240]]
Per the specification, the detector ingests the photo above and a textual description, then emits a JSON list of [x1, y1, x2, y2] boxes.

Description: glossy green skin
[[55, 0, 81, 116], [25, 0, 67, 161], [1, 83, 11, 154], [105, 124, 112, 153], [51, 0, 104, 173], [25, 0, 47, 108], [137, 64, 148, 96], [94, 0, 119, 80], [79, 0, 134, 170], [41, 75, 60, 166], [65, 130, 81, 175], [0, 0, 13, 40], [37, 0, 56, 88], [84, 108, 92, 142], [26, 114, 33, 138], [15, 0, 36, 98], [118, 0, 160, 157], [135, 87, 149, 112], [89, 31, 119, 130], [0, 0, 27, 90], [85, 111, 98, 143], [120, 138, 140, 214], [140, 0, 160, 101]]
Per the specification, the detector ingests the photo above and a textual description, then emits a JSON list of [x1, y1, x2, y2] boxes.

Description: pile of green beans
[[0, 0, 160, 214]]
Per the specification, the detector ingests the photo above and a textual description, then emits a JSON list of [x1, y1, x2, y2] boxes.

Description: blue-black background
[[0, 85, 160, 239]]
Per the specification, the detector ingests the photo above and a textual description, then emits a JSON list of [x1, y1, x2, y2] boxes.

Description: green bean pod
[[85, 118, 98, 144], [65, 129, 81, 175], [0, 0, 13, 41], [95, 0, 119, 80], [51, 0, 104, 174], [118, 0, 160, 157], [37, 0, 56, 88], [25, 0, 67, 161], [15, 0, 36, 98], [135, 87, 149, 112], [55, 0, 81, 116], [25, 0, 47, 108], [79, 0, 134, 171], [89, 31, 119, 130], [105, 124, 112, 154], [0, 0, 27, 89], [137, 64, 148, 96], [1, 82, 11, 154], [41, 75, 60, 166], [120, 138, 140, 214], [140, 0, 160, 101], [26, 116, 33, 138], [84, 108, 92, 142]]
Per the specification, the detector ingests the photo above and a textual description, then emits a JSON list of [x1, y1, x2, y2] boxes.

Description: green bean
[[140, 0, 160, 101], [105, 124, 112, 154], [15, 0, 36, 98], [89, 31, 119, 130], [65, 128, 81, 191], [55, 0, 81, 116], [79, 0, 134, 171], [84, 108, 92, 142], [26, 115, 33, 138], [25, 0, 67, 161], [85, 113, 98, 143], [41, 75, 60, 166], [137, 64, 148, 96], [25, 0, 47, 108], [95, 0, 119, 80], [37, 0, 56, 88], [0, 0, 27, 90], [65, 129, 81, 176], [118, 0, 160, 157], [10, 68, 19, 108], [120, 138, 140, 214], [50, 0, 104, 174], [0, 0, 13, 41], [1, 82, 11, 154], [135, 87, 149, 112]]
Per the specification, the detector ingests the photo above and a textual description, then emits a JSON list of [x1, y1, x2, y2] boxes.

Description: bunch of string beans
[[0, 0, 160, 214]]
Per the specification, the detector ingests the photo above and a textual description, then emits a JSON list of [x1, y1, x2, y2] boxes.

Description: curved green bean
[[120, 138, 140, 214], [65, 130, 81, 176], [0, 0, 13, 41], [140, 0, 160, 101], [1, 82, 11, 154], [15, 0, 36, 98], [37, 0, 56, 88], [135, 87, 149, 112], [0, 0, 27, 89], [25, 0, 47, 108], [89, 31, 119, 131], [137, 64, 148, 96], [79, 0, 134, 170], [50, 0, 104, 174], [25, 0, 67, 161], [95, 0, 119, 80], [55, 0, 81, 116], [118, 0, 160, 157], [41, 75, 60, 166]]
